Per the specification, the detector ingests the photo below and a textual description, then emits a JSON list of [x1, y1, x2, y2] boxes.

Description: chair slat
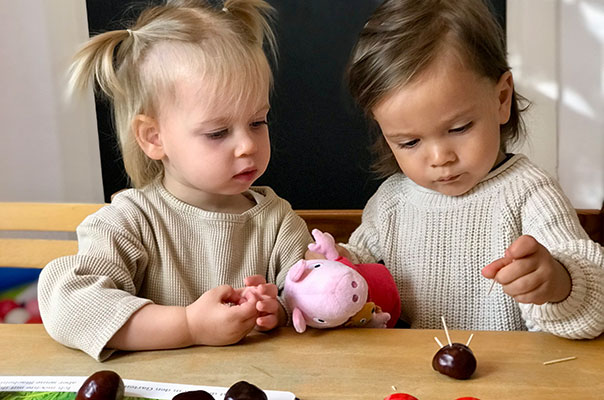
[[0, 238, 78, 269], [0, 204, 600, 271], [0, 203, 105, 232]]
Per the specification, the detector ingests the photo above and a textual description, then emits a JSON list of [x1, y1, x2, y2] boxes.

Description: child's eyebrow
[[443, 111, 474, 125], [383, 131, 416, 139], [254, 104, 270, 114], [382, 107, 476, 138]]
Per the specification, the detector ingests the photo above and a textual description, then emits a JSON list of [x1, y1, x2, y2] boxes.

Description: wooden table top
[[1, 324, 602, 400]]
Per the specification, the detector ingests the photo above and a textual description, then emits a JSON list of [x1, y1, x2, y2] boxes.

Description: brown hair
[[347, 0, 528, 177], [68, 0, 276, 187]]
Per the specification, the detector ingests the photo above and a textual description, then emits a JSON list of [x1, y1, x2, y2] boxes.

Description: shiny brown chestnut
[[432, 343, 477, 380], [224, 381, 268, 400], [75, 370, 125, 400], [172, 390, 215, 400]]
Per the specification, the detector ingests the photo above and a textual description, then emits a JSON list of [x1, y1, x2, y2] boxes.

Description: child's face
[[152, 77, 271, 208], [372, 51, 513, 196]]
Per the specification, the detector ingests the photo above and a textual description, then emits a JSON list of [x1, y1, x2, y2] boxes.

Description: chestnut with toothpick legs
[[432, 317, 478, 380]]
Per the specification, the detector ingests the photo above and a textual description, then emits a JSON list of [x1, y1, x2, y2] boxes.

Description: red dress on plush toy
[[336, 256, 401, 328]]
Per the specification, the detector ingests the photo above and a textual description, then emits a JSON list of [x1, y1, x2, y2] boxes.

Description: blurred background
[[1, 0, 602, 209]]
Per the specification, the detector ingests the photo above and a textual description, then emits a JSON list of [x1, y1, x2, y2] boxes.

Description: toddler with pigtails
[[38, 0, 312, 361]]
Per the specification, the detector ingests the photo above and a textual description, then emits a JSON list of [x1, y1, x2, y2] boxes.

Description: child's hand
[[185, 285, 258, 346], [241, 275, 285, 330], [482, 235, 571, 304]]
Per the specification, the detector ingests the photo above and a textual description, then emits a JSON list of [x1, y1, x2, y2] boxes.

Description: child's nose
[[429, 143, 455, 167], [234, 129, 258, 157]]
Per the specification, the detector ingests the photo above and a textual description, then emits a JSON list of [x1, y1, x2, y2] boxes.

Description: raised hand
[[481, 235, 571, 305]]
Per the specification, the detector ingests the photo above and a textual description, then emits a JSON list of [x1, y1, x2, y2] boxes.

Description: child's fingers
[[255, 283, 278, 298], [210, 285, 241, 304], [494, 258, 539, 285], [481, 256, 512, 278], [256, 298, 279, 315], [227, 298, 259, 320], [244, 275, 266, 287], [506, 235, 540, 259], [501, 272, 546, 301], [237, 287, 262, 304], [255, 314, 278, 331]]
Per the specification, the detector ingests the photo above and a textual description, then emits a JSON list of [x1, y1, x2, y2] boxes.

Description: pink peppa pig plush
[[283, 229, 401, 333]]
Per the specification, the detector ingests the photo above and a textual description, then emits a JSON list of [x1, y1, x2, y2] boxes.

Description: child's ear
[[132, 114, 164, 160], [496, 71, 514, 125]]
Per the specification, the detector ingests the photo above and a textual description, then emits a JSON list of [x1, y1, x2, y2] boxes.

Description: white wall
[[0, 1, 103, 203], [0, 1, 602, 209], [508, 0, 604, 209], [558, 0, 604, 209]]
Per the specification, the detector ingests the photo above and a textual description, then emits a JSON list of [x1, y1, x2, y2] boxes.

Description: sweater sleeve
[[515, 176, 604, 339], [268, 206, 313, 324], [37, 209, 153, 361], [342, 184, 387, 264]]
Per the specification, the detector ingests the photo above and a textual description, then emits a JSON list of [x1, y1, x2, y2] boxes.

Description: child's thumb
[[481, 256, 512, 278]]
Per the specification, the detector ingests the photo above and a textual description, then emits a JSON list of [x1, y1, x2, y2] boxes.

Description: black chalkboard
[[86, 1, 505, 209]]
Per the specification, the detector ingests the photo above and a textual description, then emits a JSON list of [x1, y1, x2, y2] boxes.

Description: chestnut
[[224, 381, 267, 400], [75, 370, 124, 400], [172, 390, 215, 400], [432, 343, 477, 380]]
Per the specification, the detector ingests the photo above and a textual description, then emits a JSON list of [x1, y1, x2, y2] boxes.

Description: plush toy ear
[[308, 229, 339, 260], [288, 259, 308, 282], [292, 307, 307, 333]]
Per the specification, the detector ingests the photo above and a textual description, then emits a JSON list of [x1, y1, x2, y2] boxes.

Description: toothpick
[[487, 279, 497, 295], [543, 356, 576, 365], [466, 333, 474, 347], [434, 336, 444, 348], [441, 316, 452, 346]]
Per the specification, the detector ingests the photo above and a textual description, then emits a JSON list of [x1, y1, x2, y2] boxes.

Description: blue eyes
[[204, 120, 268, 140]]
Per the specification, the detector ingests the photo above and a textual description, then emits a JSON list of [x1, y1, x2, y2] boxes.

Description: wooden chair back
[[0, 202, 105, 269], [298, 208, 604, 246], [0, 203, 601, 269]]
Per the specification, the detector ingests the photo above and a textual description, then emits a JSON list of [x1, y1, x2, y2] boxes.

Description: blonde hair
[[69, 0, 276, 187], [347, 0, 528, 177]]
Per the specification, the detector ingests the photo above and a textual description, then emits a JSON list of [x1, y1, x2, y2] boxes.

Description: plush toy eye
[[312, 264, 321, 269], [313, 317, 326, 324], [359, 318, 367, 324]]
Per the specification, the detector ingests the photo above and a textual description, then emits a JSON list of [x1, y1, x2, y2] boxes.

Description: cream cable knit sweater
[[38, 182, 312, 361], [343, 154, 604, 339]]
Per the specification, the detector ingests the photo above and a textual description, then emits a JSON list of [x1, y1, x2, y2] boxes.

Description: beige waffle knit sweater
[[343, 154, 604, 339], [38, 181, 312, 361]]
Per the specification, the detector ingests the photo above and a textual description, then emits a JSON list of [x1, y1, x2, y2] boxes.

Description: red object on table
[[384, 394, 419, 400]]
